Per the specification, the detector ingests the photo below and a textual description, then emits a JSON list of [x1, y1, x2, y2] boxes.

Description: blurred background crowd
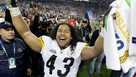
[[0, 0, 114, 77]]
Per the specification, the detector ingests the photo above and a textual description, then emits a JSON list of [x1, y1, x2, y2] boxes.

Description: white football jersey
[[40, 36, 86, 77]]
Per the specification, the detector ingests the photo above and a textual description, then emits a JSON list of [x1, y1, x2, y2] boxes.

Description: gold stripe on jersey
[[84, 43, 89, 47], [82, 43, 89, 50], [38, 36, 44, 48], [119, 49, 128, 64], [115, 9, 130, 64]]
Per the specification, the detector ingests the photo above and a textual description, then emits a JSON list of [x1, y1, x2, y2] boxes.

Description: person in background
[[79, 18, 92, 43], [0, 21, 31, 77], [89, 15, 104, 77]]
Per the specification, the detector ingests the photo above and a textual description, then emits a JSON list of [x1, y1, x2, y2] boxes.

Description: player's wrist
[[9, 7, 21, 17], [7, 0, 21, 17]]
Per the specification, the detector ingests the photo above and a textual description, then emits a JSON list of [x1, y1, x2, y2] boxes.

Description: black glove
[[7, 0, 17, 7]]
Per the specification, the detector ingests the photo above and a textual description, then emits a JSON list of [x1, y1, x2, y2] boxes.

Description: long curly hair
[[50, 23, 79, 51]]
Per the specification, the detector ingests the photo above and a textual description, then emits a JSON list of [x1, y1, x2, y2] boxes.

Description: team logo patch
[[132, 37, 136, 44]]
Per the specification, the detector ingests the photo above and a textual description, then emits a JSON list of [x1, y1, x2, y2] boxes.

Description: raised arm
[[8, 0, 42, 52], [81, 35, 104, 60], [11, 15, 42, 52]]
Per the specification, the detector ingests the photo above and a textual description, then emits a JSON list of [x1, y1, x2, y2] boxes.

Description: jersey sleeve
[[38, 36, 53, 54], [100, 28, 104, 37], [38, 36, 45, 48], [75, 42, 88, 56]]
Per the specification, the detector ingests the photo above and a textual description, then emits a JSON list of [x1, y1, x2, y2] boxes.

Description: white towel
[[104, 7, 121, 70]]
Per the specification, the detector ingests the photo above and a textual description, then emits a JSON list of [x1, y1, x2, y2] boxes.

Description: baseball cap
[[0, 21, 13, 29]]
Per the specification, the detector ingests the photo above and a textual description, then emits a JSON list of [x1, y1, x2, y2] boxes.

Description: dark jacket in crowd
[[0, 38, 31, 77], [89, 30, 99, 46]]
